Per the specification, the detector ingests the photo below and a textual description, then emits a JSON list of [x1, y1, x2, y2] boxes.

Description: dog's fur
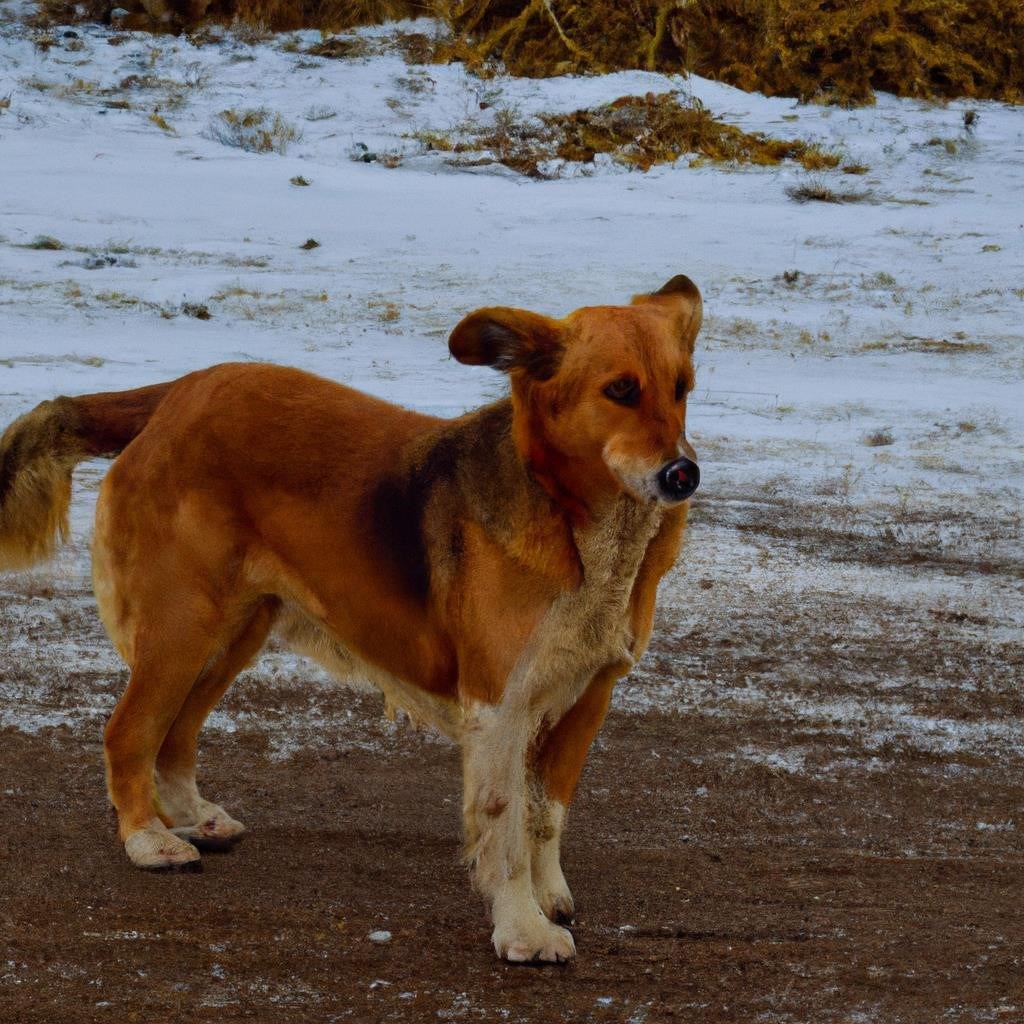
[[0, 276, 701, 962]]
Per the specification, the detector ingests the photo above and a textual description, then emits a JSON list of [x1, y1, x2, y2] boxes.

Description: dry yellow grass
[[427, 92, 841, 177], [439, 0, 1024, 105], [34, 0, 429, 32], [32, 0, 1024, 105]]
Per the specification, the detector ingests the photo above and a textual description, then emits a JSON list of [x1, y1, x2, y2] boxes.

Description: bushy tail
[[0, 380, 175, 569]]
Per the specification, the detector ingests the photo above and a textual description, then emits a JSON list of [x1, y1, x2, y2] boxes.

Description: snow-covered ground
[[1, 6, 1021, 769]]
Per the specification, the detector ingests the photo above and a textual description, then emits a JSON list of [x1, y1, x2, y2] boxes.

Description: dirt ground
[[1, 492, 1022, 1023]]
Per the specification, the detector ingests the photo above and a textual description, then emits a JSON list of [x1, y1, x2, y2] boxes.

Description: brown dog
[[0, 276, 701, 962]]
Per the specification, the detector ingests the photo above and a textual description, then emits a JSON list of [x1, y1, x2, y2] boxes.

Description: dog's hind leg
[[155, 599, 277, 850], [103, 605, 231, 871], [530, 664, 621, 924]]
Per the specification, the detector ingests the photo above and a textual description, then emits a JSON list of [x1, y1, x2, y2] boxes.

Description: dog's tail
[[0, 380, 175, 568]]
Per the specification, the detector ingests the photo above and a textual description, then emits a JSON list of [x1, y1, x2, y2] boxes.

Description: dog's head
[[449, 276, 701, 520]]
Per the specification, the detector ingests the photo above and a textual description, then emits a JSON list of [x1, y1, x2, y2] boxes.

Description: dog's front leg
[[527, 790, 573, 924], [529, 659, 629, 923], [459, 500, 655, 961], [462, 704, 576, 963]]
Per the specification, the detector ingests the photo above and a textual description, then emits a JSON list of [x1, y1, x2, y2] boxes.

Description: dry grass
[[305, 34, 370, 57], [860, 336, 992, 355], [786, 179, 872, 204], [544, 94, 840, 172], [24, 235, 66, 250], [206, 107, 302, 152], [28, 0, 1023, 107], [31, 0, 430, 32], [430, 92, 840, 177], [439, 0, 1024, 105], [863, 428, 895, 447]]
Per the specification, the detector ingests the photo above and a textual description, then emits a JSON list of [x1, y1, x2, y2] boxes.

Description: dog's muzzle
[[657, 456, 700, 502]]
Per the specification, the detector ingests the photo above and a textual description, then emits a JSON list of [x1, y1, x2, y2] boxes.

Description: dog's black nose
[[657, 456, 700, 502]]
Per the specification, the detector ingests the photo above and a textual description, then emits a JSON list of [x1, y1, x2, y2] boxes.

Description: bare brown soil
[[1, 671, 1021, 1021], [1, 491, 1022, 1022]]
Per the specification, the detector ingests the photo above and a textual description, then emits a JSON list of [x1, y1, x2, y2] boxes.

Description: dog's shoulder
[[368, 400, 584, 601]]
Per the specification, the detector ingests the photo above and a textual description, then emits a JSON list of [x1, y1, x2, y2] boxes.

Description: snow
[[0, 8, 1021, 770]]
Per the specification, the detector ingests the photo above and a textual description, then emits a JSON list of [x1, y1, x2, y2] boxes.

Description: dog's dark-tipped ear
[[633, 274, 703, 354], [449, 307, 564, 381]]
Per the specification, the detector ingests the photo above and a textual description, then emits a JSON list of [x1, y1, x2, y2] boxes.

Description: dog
[[0, 275, 701, 963]]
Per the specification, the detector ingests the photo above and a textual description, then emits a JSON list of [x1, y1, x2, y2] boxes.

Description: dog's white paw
[[492, 910, 576, 963], [124, 826, 202, 871], [170, 803, 246, 851]]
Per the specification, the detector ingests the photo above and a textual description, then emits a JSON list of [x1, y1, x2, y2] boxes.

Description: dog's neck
[[573, 491, 664, 595], [454, 400, 662, 590]]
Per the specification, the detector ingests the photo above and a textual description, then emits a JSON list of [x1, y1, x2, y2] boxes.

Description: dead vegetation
[[861, 336, 992, 355], [304, 34, 369, 57], [438, 0, 1024, 105], [27, 2, 1024, 107], [863, 428, 895, 447], [31, 0, 431, 33], [424, 92, 840, 177], [786, 179, 872, 204], [206, 106, 302, 153]]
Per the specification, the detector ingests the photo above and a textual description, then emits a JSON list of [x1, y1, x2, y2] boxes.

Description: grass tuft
[[25, 235, 65, 250], [304, 105, 338, 121], [207, 107, 302, 154], [148, 111, 175, 133], [786, 180, 872, 204], [305, 35, 369, 58], [864, 429, 895, 447]]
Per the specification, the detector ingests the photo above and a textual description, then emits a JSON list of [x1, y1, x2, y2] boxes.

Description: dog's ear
[[633, 274, 703, 354], [449, 307, 564, 381]]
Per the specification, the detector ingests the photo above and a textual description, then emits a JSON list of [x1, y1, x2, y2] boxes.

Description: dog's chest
[[571, 497, 664, 635], [499, 498, 664, 721]]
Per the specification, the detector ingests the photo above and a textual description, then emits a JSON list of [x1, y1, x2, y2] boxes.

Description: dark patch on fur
[[460, 320, 563, 382], [519, 345, 561, 382], [453, 402, 519, 532], [363, 402, 532, 604], [449, 522, 465, 564], [482, 323, 562, 381], [366, 474, 433, 603], [363, 399, 574, 603], [478, 322, 520, 372], [364, 428, 466, 604]]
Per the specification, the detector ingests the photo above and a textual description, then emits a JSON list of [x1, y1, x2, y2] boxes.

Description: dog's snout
[[657, 456, 700, 502]]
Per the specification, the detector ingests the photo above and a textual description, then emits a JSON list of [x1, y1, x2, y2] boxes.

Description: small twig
[[539, 0, 592, 61]]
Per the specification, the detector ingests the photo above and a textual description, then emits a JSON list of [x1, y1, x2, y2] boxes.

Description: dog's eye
[[675, 377, 688, 402], [603, 377, 640, 406]]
